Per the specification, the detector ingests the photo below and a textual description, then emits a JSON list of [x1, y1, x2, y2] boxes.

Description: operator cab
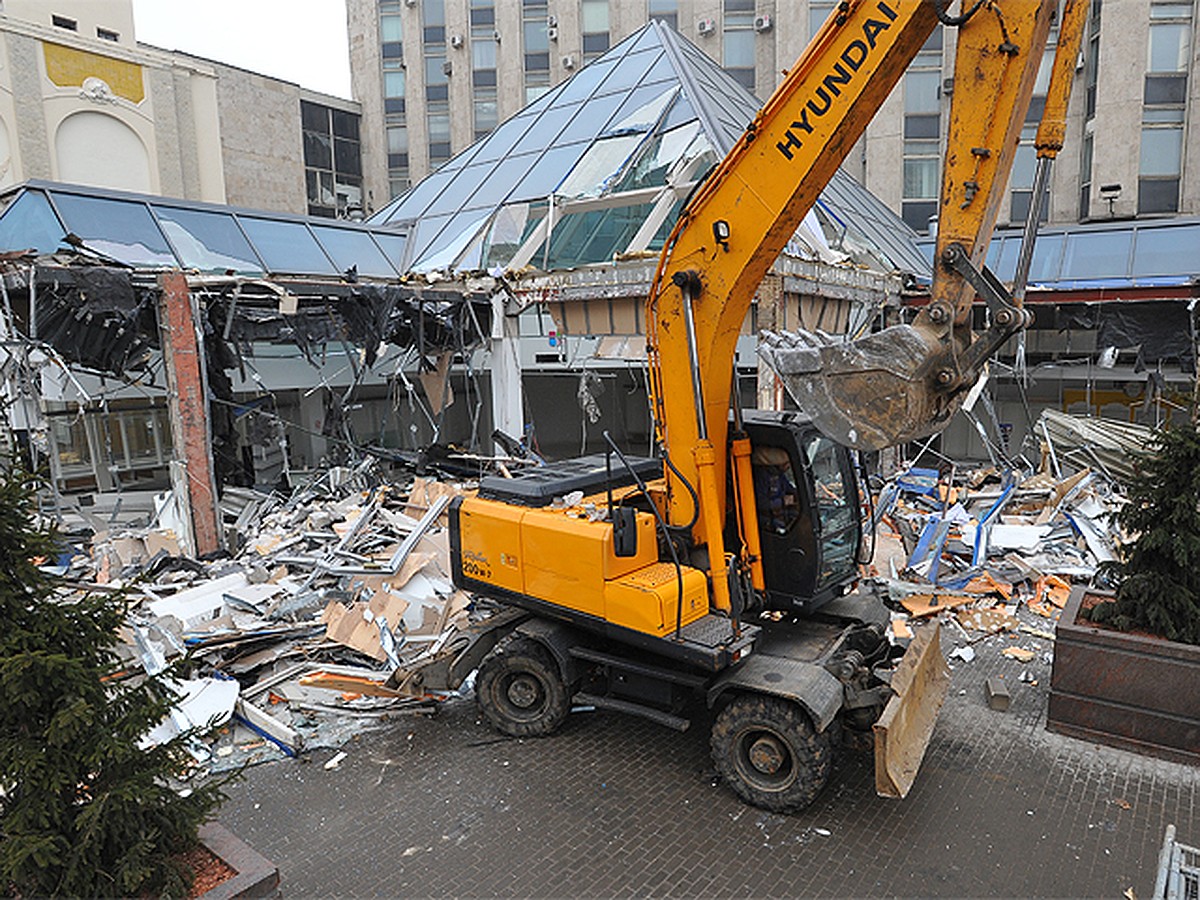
[[738, 409, 862, 614]]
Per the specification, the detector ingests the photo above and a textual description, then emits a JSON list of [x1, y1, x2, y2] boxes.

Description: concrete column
[[157, 272, 222, 557], [298, 390, 329, 467], [756, 275, 786, 411], [490, 293, 524, 454]]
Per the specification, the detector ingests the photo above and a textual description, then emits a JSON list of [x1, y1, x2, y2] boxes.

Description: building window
[[96, 27, 119, 41], [525, 72, 551, 103], [1140, 1, 1191, 213], [582, 0, 610, 61], [523, 0, 550, 72], [51, 14, 77, 30], [302, 100, 363, 219], [1079, 129, 1094, 219], [809, 2, 835, 40], [423, 0, 446, 44], [901, 28, 943, 233], [723, 0, 756, 90], [1083, 0, 1101, 119], [648, 0, 678, 31], [474, 90, 498, 139]]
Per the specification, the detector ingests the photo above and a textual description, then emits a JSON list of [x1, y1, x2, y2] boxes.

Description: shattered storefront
[[0, 182, 495, 507]]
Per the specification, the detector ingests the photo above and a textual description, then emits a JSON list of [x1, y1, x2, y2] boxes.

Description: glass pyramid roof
[[373, 20, 928, 278]]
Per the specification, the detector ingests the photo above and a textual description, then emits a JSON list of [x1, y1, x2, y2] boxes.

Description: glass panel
[[469, 153, 539, 208], [512, 143, 588, 200], [474, 96, 498, 132], [51, 193, 176, 266], [301, 101, 328, 132], [469, 114, 528, 163], [381, 14, 402, 42], [0, 191, 67, 255], [905, 70, 941, 114], [611, 121, 701, 192], [558, 134, 644, 197], [510, 101, 584, 155], [237, 218, 336, 274], [304, 130, 333, 169], [1140, 127, 1182, 175], [415, 208, 492, 270], [541, 201, 655, 268], [581, 0, 609, 32], [556, 57, 618, 104], [1061, 231, 1132, 279], [903, 158, 938, 199], [384, 69, 406, 97], [1138, 177, 1180, 214], [373, 232, 408, 270], [153, 206, 262, 273], [1132, 223, 1200, 275], [311, 226, 396, 278], [387, 126, 409, 154], [484, 202, 543, 268], [1148, 22, 1190, 71], [1010, 143, 1036, 190], [334, 138, 361, 176], [472, 37, 496, 69], [1144, 106, 1186, 122], [604, 85, 677, 135], [557, 91, 625, 144], [724, 29, 754, 68], [424, 0, 445, 27], [425, 53, 448, 85], [802, 433, 857, 588], [1028, 233, 1064, 282], [593, 49, 661, 96], [1151, 2, 1195, 17], [524, 20, 549, 53]]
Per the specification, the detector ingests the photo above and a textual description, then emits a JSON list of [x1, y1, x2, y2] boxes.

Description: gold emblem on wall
[[43, 42, 144, 104]]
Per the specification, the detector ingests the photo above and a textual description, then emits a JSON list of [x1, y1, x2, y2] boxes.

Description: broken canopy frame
[[6, 257, 496, 488]]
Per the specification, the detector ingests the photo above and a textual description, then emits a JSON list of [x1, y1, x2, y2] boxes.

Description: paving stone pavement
[[219, 623, 1199, 898]]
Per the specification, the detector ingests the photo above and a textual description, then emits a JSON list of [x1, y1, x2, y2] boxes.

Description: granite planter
[[195, 821, 280, 899], [1048, 586, 1200, 764]]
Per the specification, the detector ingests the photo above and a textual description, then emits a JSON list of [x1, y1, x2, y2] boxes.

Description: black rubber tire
[[476, 637, 569, 737], [710, 694, 832, 813]]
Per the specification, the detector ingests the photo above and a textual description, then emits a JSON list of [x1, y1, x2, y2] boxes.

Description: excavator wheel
[[476, 636, 569, 737], [711, 694, 832, 813]]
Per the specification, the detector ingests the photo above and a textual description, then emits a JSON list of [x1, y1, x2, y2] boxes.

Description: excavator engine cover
[[873, 622, 951, 799], [759, 322, 962, 452]]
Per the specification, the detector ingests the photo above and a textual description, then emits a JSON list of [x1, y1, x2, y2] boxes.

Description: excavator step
[[677, 614, 745, 648], [573, 692, 691, 732]]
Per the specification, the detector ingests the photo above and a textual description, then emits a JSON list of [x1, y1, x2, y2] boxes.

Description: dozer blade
[[758, 324, 961, 452], [872, 621, 951, 799]]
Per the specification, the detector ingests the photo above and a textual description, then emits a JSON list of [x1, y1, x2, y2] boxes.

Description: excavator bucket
[[873, 621, 951, 799], [759, 323, 962, 452]]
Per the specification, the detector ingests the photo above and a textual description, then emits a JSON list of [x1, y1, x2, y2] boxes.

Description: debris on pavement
[[46, 457, 503, 774], [873, 433, 1135, 704]]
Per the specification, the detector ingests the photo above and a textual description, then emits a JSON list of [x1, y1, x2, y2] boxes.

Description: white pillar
[[490, 293, 524, 455]]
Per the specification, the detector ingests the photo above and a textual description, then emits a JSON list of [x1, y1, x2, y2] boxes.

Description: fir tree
[[0, 468, 228, 897], [1087, 422, 1200, 645]]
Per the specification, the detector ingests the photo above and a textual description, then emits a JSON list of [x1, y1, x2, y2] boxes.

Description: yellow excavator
[[428, 0, 1088, 812]]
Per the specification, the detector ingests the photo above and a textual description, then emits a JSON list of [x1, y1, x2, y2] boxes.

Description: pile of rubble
[[54, 459, 494, 772], [869, 435, 1131, 690]]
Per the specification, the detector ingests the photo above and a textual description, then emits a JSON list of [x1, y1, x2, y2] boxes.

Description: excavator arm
[[646, 0, 1085, 615]]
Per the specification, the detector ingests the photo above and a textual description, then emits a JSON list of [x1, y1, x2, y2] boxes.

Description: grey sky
[[130, 0, 353, 100]]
